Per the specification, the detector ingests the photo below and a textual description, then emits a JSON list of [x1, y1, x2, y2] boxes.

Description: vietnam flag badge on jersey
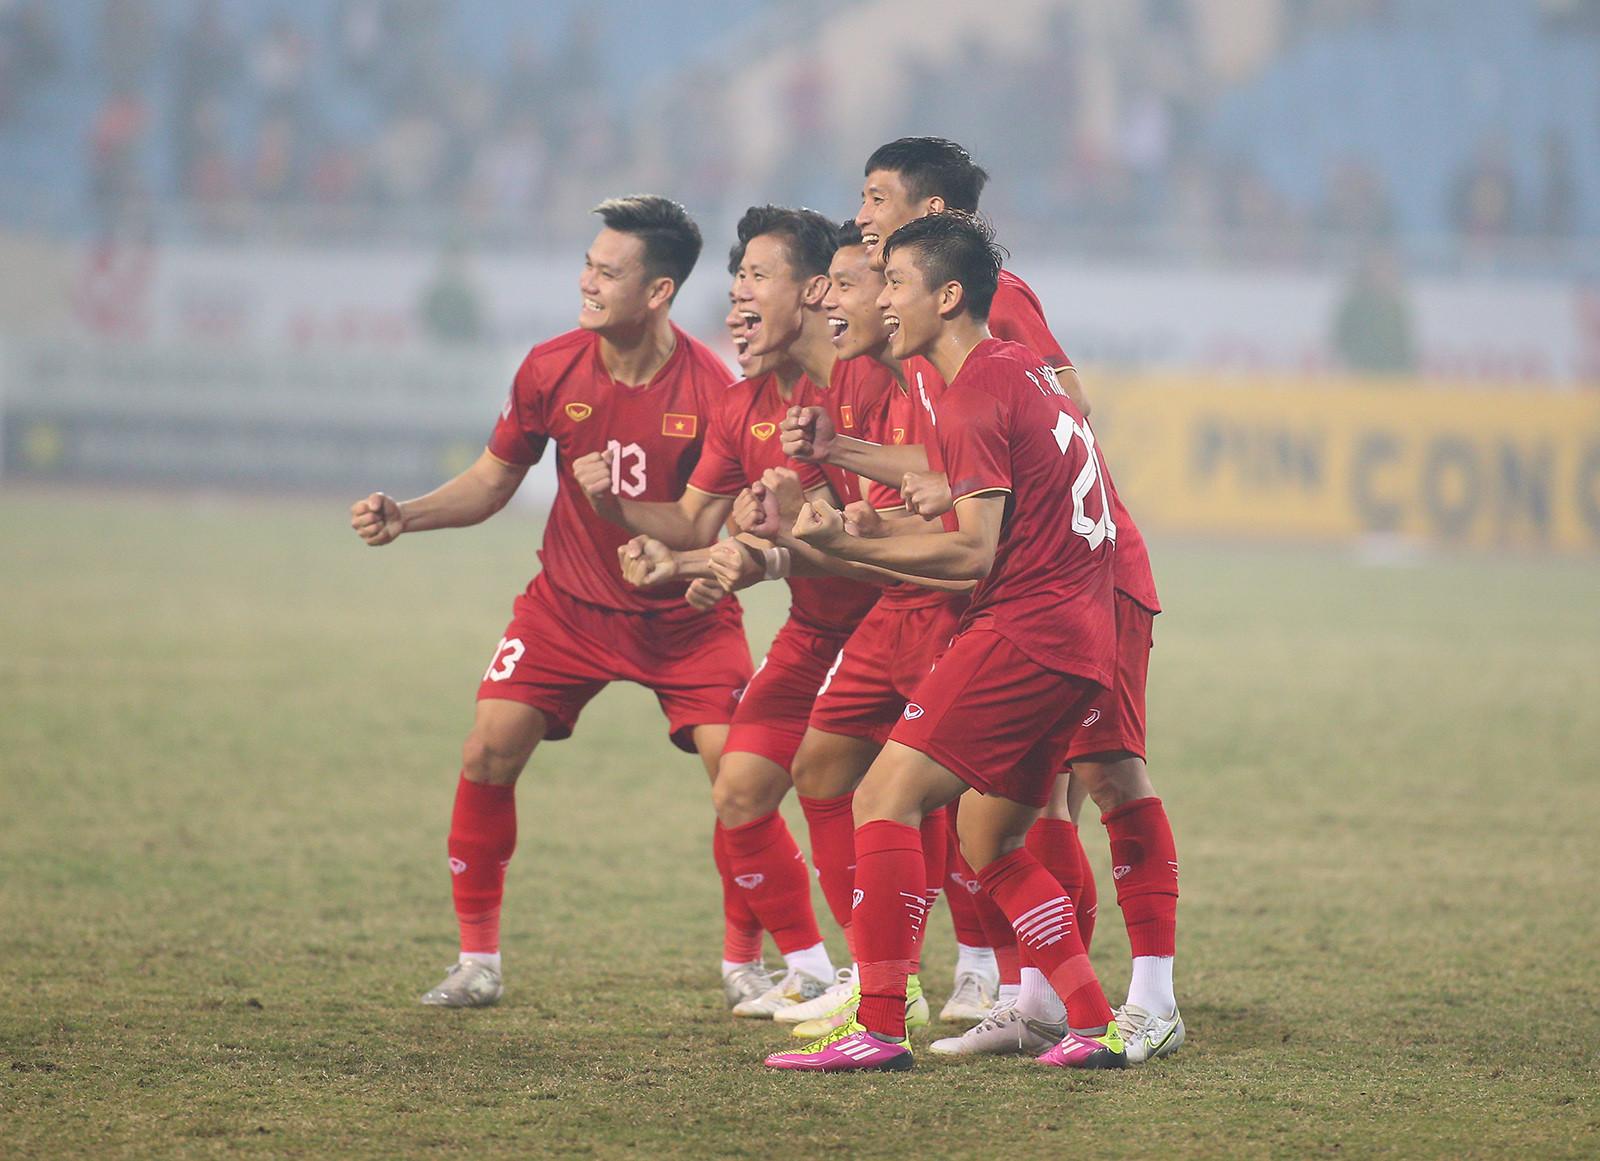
[[663, 413, 698, 438], [840, 404, 854, 429]]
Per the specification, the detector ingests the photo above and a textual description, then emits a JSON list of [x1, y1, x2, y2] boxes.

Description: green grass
[[2, 485, 1597, 1160]]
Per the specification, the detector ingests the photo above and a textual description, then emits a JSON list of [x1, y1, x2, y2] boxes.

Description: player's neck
[[597, 315, 677, 387], [770, 355, 806, 398], [870, 347, 906, 390], [927, 319, 991, 386], [785, 317, 837, 393]]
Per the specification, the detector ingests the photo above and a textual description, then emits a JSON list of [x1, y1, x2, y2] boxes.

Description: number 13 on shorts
[[485, 637, 525, 682]]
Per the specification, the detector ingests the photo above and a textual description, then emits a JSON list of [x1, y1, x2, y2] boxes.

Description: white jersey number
[[608, 439, 648, 498], [484, 637, 525, 682], [1050, 411, 1116, 550]]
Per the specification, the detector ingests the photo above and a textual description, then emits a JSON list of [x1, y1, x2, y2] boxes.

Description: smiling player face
[[577, 227, 657, 334], [856, 169, 937, 270], [726, 287, 780, 377], [823, 244, 891, 361], [876, 244, 945, 362], [733, 232, 812, 358]]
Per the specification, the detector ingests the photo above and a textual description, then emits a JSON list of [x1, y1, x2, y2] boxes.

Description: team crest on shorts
[[750, 422, 776, 441], [903, 703, 924, 720], [1081, 708, 1102, 728], [565, 402, 593, 421], [448, 857, 467, 875], [734, 873, 765, 889], [851, 889, 865, 909]]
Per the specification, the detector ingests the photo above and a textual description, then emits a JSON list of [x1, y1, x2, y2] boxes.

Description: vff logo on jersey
[[565, 402, 593, 421], [750, 422, 776, 441], [903, 703, 924, 720]]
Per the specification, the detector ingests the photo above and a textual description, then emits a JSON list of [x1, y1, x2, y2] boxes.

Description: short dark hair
[[835, 219, 865, 248], [880, 211, 1004, 321], [592, 195, 702, 298], [733, 205, 839, 280], [864, 137, 988, 213]]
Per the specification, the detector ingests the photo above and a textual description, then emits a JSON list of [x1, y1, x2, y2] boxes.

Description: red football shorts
[[476, 570, 752, 753], [806, 597, 964, 746], [724, 617, 855, 769], [1063, 591, 1154, 762], [888, 625, 1103, 809]]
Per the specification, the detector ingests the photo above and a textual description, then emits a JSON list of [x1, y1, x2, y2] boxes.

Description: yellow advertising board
[[1089, 376, 1600, 552]]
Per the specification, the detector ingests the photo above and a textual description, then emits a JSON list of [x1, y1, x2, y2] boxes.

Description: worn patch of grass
[[2, 487, 1597, 1160]]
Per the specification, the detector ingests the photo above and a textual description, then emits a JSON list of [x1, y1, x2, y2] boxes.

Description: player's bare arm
[[1057, 365, 1090, 417], [747, 468, 973, 592], [574, 447, 735, 550], [616, 534, 720, 588], [780, 404, 931, 487], [350, 450, 529, 546], [897, 469, 952, 518], [792, 490, 1005, 582]]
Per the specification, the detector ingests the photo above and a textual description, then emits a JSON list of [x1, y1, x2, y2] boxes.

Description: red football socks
[[1027, 817, 1099, 951], [1102, 797, 1179, 958], [714, 821, 764, 964], [798, 791, 858, 941], [977, 847, 1114, 1030], [721, 811, 823, 956], [913, 807, 949, 973], [447, 775, 517, 955], [852, 819, 926, 1039]]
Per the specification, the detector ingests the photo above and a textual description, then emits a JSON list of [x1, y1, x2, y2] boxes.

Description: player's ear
[[939, 279, 966, 319], [802, 273, 830, 306], [924, 195, 946, 216], [646, 276, 676, 310]]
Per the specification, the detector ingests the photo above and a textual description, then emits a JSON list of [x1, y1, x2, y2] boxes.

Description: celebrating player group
[[350, 137, 1183, 1074]]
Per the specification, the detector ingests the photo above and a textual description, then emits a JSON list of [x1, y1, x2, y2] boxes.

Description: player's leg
[[1069, 596, 1182, 1062], [957, 787, 1126, 1070], [766, 739, 966, 1071], [1074, 750, 1182, 1061], [693, 723, 765, 985], [938, 796, 1001, 1025], [772, 726, 886, 1035], [423, 697, 549, 1008], [1029, 771, 1098, 950], [714, 749, 834, 1013]]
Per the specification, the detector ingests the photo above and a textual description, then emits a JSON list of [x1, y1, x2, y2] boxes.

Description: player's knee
[[460, 731, 528, 785], [1076, 753, 1152, 809]]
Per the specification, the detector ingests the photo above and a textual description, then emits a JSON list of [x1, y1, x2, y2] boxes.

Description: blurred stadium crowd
[[2, 0, 1598, 272]]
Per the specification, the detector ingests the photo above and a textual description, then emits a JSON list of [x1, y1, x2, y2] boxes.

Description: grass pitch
[[2, 485, 1597, 1160]]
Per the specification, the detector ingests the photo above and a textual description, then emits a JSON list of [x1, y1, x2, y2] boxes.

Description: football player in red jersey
[[789, 137, 1183, 1061], [767, 211, 1125, 1073], [570, 206, 892, 1016], [350, 196, 753, 1009], [716, 224, 975, 1040]]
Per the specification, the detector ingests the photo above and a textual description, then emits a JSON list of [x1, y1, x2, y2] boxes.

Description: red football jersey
[[991, 270, 1070, 369], [918, 270, 1160, 614], [688, 370, 879, 634], [860, 363, 968, 615], [806, 354, 897, 510], [937, 337, 1117, 687], [488, 324, 735, 613]]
